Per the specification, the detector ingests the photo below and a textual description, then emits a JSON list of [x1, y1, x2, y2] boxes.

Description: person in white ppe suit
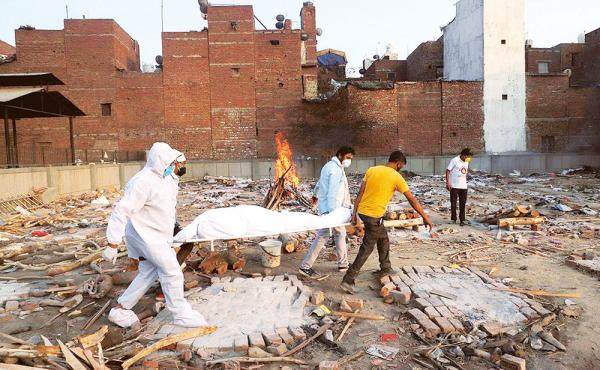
[[102, 142, 207, 328], [299, 146, 355, 279]]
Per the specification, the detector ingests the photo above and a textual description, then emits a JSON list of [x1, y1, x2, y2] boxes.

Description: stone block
[[289, 326, 306, 342], [500, 354, 526, 370], [414, 297, 432, 309], [262, 331, 282, 346], [520, 306, 540, 320], [435, 305, 453, 318], [276, 327, 295, 346], [266, 343, 287, 356], [4, 301, 19, 312], [449, 318, 465, 332]]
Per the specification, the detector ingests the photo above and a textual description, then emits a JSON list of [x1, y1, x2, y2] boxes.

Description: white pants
[[300, 226, 348, 269], [117, 225, 196, 322]]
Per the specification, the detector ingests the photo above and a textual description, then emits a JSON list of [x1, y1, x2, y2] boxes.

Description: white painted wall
[[482, 0, 526, 152], [443, 0, 484, 81], [443, 0, 526, 152]]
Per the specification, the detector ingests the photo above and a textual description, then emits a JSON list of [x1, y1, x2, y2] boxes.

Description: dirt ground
[[0, 169, 599, 369]]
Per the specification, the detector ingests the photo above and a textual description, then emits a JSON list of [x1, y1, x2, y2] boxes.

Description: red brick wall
[[526, 48, 561, 74], [208, 5, 257, 159], [584, 28, 600, 87], [441, 81, 484, 154], [0, 40, 15, 55], [364, 59, 407, 81], [406, 39, 444, 81], [526, 75, 600, 152], [162, 31, 212, 159]]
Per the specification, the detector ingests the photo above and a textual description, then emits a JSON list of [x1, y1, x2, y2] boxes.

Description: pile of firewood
[[262, 169, 311, 210], [384, 209, 419, 221], [192, 242, 246, 275], [480, 205, 544, 229]]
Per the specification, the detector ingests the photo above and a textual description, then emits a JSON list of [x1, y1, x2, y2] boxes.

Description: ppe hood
[[146, 142, 184, 176]]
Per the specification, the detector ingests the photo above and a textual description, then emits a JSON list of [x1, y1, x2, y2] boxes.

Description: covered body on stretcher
[[174, 205, 352, 244]]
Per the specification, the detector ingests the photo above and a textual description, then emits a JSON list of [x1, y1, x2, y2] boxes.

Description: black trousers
[[343, 214, 391, 285], [450, 188, 468, 222]]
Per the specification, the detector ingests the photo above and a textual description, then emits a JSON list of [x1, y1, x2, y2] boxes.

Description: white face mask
[[342, 159, 352, 168]]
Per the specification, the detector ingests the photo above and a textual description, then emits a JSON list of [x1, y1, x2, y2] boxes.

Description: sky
[[2, 0, 599, 75]]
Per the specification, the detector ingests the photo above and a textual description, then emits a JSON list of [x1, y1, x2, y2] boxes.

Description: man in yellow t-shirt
[[341, 150, 433, 294]]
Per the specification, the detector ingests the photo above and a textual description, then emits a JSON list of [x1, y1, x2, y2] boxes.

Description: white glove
[[102, 246, 119, 264]]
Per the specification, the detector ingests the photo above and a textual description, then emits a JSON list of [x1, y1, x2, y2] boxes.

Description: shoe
[[452, 220, 457, 224], [340, 281, 356, 294], [108, 307, 140, 328], [298, 267, 322, 279], [460, 221, 465, 226], [338, 266, 349, 272], [173, 310, 208, 328], [371, 267, 398, 277]]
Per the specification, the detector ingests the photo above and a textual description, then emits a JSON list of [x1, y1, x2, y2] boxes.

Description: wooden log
[[331, 311, 385, 320], [47, 251, 102, 276], [57, 340, 87, 370], [385, 211, 398, 220], [383, 218, 423, 228], [224, 251, 246, 270], [398, 213, 407, 220], [498, 217, 545, 228], [516, 205, 529, 215], [206, 356, 307, 365], [121, 325, 217, 369], [199, 252, 228, 275], [528, 210, 541, 217], [279, 234, 297, 253]]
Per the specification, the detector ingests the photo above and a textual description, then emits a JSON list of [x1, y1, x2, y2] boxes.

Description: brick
[[433, 316, 455, 333], [319, 360, 339, 370], [520, 306, 540, 320], [289, 327, 306, 342], [424, 306, 441, 319], [266, 343, 288, 356], [426, 296, 445, 307], [481, 320, 511, 336], [276, 327, 294, 346], [390, 288, 411, 304], [435, 305, 453, 318], [262, 331, 282, 346], [408, 308, 441, 338], [4, 301, 19, 312], [341, 298, 363, 312], [414, 298, 432, 309], [449, 318, 465, 332], [524, 299, 552, 316], [500, 354, 526, 370], [248, 332, 266, 349], [233, 335, 249, 352]]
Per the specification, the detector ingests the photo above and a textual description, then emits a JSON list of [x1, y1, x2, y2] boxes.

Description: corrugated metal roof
[[0, 86, 44, 102]]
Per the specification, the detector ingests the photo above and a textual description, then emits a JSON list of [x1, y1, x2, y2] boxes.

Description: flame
[[274, 132, 300, 188]]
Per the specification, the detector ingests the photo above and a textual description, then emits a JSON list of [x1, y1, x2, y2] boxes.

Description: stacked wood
[[480, 205, 543, 225], [384, 209, 418, 221], [198, 244, 246, 275], [262, 167, 311, 210]]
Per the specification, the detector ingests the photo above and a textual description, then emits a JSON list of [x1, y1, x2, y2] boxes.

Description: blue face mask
[[163, 164, 175, 178]]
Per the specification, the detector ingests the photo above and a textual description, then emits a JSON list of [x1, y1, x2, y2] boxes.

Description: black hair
[[336, 146, 355, 158], [388, 150, 406, 164], [460, 148, 473, 156]]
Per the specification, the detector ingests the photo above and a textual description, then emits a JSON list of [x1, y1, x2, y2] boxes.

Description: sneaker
[[460, 221, 465, 226], [299, 267, 321, 279], [371, 267, 398, 277], [340, 281, 356, 294], [338, 266, 349, 272], [108, 307, 139, 328]]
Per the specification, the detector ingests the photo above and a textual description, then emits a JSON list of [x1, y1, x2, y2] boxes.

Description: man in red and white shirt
[[445, 148, 473, 226]]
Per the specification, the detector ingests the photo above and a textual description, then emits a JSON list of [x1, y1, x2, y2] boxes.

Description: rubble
[[0, 168, 597, 368]]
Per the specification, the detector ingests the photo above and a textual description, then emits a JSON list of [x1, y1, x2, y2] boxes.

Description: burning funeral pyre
[[262, 132, 312, 210]]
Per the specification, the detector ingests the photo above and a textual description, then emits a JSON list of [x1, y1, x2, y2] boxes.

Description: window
[[502, 94, 508, 100], [501, 39, 507, 45], [231, 67, 240, 77], [387, 72, 396, 80], [537, 61, 550, 74], [270, 39, 280, 45], [436, 66, 444, 78], [101, 103, 111, 116], [541, 136, 555, 152]]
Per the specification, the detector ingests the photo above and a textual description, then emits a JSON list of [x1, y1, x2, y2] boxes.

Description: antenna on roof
[[65, 4, 69, 19], [161, 0, 164, 33]]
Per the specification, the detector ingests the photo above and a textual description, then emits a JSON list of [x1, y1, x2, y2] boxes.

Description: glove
[[102, 246, 119, 264]]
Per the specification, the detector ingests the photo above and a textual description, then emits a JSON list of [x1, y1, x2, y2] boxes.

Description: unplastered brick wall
[[526, 75, 600, 152]]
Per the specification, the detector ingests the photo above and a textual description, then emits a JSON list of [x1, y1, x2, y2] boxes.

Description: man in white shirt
[[445, 148, 473, 226]]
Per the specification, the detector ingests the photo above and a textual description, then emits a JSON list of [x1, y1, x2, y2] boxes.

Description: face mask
[[163, 164, 175, 178], [342, 159, 351, 168], [176, 166, 187, 177], [465, 157, 472, 163]]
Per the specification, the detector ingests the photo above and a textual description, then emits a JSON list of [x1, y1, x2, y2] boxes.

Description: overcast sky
[[2, 0, 599, 74]]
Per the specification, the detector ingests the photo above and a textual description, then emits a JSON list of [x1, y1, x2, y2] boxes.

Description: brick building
[[363, 57, 408, 82], [0, 2, 598, 166]]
